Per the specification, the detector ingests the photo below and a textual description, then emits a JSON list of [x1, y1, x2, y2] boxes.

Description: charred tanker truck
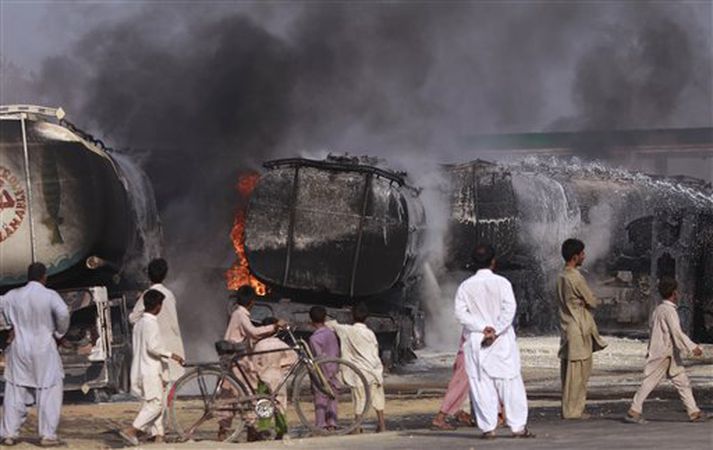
[[0, 105, 161, 399], [241, 156, 426, 366], [445, 159, 713, 342], [236, 155, 713, 367]]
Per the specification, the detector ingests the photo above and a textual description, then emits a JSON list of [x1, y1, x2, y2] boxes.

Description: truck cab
[[0, 286, 133, 401]]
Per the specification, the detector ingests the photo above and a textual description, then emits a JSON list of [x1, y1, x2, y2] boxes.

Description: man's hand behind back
[[482, 326, 496, 347]]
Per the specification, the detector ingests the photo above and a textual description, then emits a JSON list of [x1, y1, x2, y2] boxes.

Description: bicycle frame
[[169, 326, 359, 441], [230, 326, 337, 401]]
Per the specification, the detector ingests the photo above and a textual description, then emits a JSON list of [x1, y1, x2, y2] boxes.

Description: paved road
[[149, 401, 711, 450], [152, 420, 711, 450]]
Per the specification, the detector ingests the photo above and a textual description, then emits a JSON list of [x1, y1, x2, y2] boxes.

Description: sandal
[[454, 410, 475, 427], [117, 429, 139, 447], [624, 413, 647, 424], [481, 431, 497, 440], [431, 418, 456, 431], [512, 428, 536, 438], [689, 411, 708, 423]]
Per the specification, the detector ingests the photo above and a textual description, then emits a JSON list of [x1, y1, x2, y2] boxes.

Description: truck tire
[[92, 388, 111, 403]]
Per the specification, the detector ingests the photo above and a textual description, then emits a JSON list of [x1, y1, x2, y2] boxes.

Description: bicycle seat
[[215, 339, 249, 357]]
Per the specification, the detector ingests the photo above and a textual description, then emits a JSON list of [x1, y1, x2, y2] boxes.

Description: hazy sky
[[2, 1, 711, 141]]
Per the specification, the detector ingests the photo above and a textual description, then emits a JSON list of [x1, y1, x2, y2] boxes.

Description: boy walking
[[120, 290, 184, 445], [326, 303, 386, 433], [308, 306, 341, 431], [625, 277, 707, 424]]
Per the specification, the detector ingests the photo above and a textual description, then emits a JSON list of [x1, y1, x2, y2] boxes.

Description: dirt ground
[[3, 337, 712, 449]]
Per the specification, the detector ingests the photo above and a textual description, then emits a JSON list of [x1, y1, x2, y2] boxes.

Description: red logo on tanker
[[0, 166, 27, 242]]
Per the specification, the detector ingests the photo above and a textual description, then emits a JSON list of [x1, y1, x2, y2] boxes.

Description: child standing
[[119, 290, 184, 446], [625, 277, 706, 424], [308, 306, 341, 431], [327, 303, 386, 433]]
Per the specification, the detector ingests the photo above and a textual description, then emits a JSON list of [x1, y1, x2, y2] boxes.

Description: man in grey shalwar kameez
[[0, 263, 70, 446]]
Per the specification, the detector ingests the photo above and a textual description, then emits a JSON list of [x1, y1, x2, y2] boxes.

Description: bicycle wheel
[[168, 366, 249, 442], [292, 357, 372, 435]]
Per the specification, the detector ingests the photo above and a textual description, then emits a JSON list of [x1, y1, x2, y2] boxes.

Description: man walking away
[[625, 277, 707, 424], [455, 245, 533, 439], [119, 290, 184, 446], [129, 258, 186, 382], [557, 238, 607, 420], [0, 262, 70, 447]]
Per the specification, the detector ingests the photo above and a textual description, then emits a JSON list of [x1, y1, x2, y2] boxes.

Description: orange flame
[[226, 172, 267, 295]]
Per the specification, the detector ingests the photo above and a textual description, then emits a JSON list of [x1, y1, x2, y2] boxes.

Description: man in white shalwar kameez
[[129, 258, 185, 382], [120, 289, 184, 446], [0, 263, 70, 447], [454, 245, 534, 439]]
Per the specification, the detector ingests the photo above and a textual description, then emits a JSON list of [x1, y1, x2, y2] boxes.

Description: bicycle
[[167, 326, 372, 442]]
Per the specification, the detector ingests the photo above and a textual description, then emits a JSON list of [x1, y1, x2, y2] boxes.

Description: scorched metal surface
[[244, 157, 424, 299], [0, 105, 159, 291]]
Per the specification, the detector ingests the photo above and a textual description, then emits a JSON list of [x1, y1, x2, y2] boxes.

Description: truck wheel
[[92, 388, 111, 403]]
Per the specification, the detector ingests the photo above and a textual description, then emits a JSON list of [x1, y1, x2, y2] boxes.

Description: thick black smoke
[[550, 4, 712, 156], [2, 2, 710, 353]]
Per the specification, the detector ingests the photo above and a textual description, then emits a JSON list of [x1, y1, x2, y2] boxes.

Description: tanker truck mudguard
[[243, 156, 427, 367], [0, 105, 160, 398]]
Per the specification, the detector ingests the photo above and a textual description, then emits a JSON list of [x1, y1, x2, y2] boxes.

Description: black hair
[[148, 258, 168, 284], [561, 239, 585, 262], [309, 306, 327, 323], [144, 289, 166, 312], [352, 302, 369, 323], [658, 277, 678, 299], [27, 262, 47, 282], [233, 285, 256, 307], [471, 244, 496, 271], [262, 316, 278, 326]]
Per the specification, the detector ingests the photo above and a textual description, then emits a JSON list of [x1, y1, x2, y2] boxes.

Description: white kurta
[[0, 281, 70, 388], [454, 269, 528, 433], [129, 283, 185, 380], [130, 313, 171, 401], [325, 321, 383, 386]]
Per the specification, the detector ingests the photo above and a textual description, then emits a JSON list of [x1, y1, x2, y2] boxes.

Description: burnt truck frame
[[0, 286, 133, 401], [243, 156, 427, 367]]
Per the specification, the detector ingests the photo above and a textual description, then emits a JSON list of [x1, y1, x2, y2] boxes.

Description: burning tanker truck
[[0, 105, 161, 399], [231, 156, 426, 367]]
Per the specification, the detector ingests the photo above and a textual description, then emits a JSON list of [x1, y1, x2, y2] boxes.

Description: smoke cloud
[[1, 2, 711, 353]]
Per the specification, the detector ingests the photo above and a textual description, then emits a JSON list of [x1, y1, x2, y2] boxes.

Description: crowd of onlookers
[[0, 238, 707, 446]]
